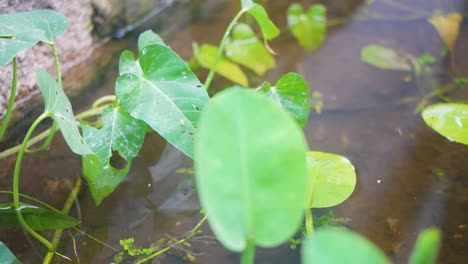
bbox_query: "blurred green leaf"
[422,103,468,145]
[241,0,254,10]
[0,241,22,264]
[306,151,356,208]
[257,73,310,126]
[246,4,280,40]
[194,43,248,86]
[225,23,275,75]
[116,44,210,158]
[302,228,391,264]
[361,45,412,71]
[0,203,79,230]
[409,228,441,264]
[287,3,327,51]
[195,88,308,251]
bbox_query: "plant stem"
[13,113,53,251]
[26,122,57,153]
[0,191,62,213]
[241,238,256,264]
[203,8,247,91]
[92,95,116,109]
[43,177,82,264]
[0,104,108,159]
[0,57,18,142]
[305,208,314,236]
[135,215,208,264]
[49,43,62,87]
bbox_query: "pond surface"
[1,0,467,263]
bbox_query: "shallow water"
[1,0,467,263]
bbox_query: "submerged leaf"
[0,10,68,67]
[82,106,146,204]
[361,45,412,71]
[409,228,441,264]
[422,103,468,145]
[0,203,79,230]
[116,44,210,158]
[195,88,308,251]
[428,13,462,53]
[306,151,356,208]
[194,43,248,86]
[246,4,280,40]
[36,69,93,155]
[302,228,391,264]
[257,73,310,126]
[287,3,327,51]
[225,23,275,75]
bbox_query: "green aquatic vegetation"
[287,3,327,52]
[257,73,310,127]
[409,228,442,264]
[113,238,154,263]
[422,103,468,145]
[194,88,308,256]
[361,45,412,71]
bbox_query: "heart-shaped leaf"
[36,69,93,155]
[361,45,412,71]
[302,228,391,264]
[0,241,22,264]
[0,203,79,230]
[195,88,308,251]
[0,10,68,67]
[116,44,210,158]
[246,4,280,40]
[194,43,248,86]
[257,73,310,127]
[409,228,441,264]
[422,103,468,145]
[82,106,146,204]
[306,151,356,208]
[138,30,167,52]
[225,23,275,76]
[287,3,327,51]
[119,50,142,76]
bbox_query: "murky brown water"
[1,0,468,263]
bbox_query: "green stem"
[13,113,53,251]
[203,8,247,91]
[26,122,57,153]
[92,95,116,109]
[0,57,18,142]
[49,43,62,87]
[305,208,314,236]
[135,215,208,264]
[43,178,82,264]
[0,105,108,160]
[241,238,256,264]
[0,191,62,213]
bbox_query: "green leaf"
[82,155,132,205]
[241,0,254,10]
[225,23,275,75]
[247,4,280,40]
[82,106,146,204]
[306,151,356,208]
[287,3,327,51]
[36,69,93,155]
[0,203,79,230]
[0,241,22,264]
[361,45,412,71]
[0,10,68,67]
[257,73,310,127]
[302,228,391,264]
[138,30,166,52]
[422,103,468,145]
[116,44,210,158]
[119,50,142,76]
[195,88,308,251]
[409,228,441,264]
[194,43,248,86]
